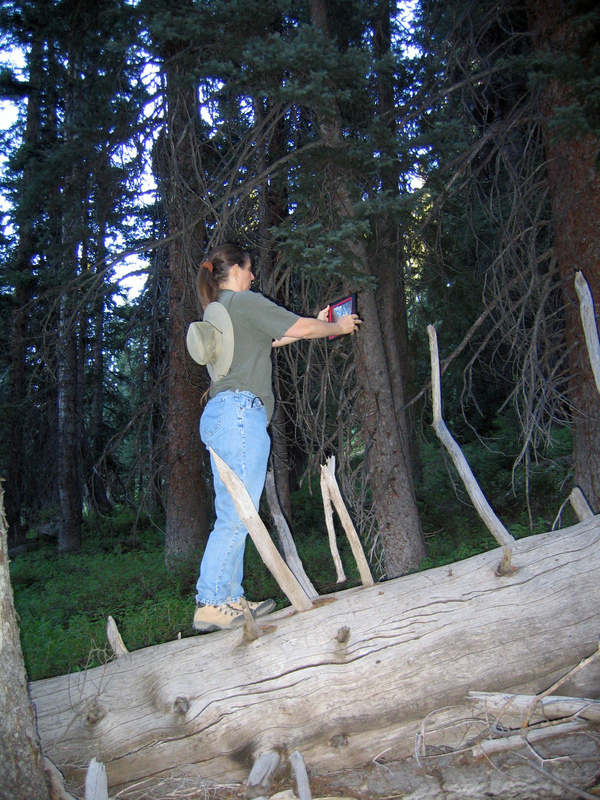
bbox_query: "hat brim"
[188,302,234,381]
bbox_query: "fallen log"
[31,515,600,792]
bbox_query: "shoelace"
[223,603,245,616]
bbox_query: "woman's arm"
[272,306,361,347]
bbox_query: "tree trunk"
[254,91,295,525]
[0,487,51,800]
[309,0,425,577]
[5,32,44,547]
[529,0,600,511]
[162,5,209,562]
[87,211,112,514]
[30,516,600,791]
[57,286,82,554]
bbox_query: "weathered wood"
[569,487,595,521]
[43,759,77,800]
[428,325,516,552]
[289,750,312,800]
[320,468,346,582]
[106,616,128,657]
[469,691,600,724]
[575,270,600,395]
[210,448,313,612]
[0,483,52,800]
[246,750,281,798]
[472,720,587,758]
[84,759,108,800]
[321,457,374,588]
[265,468,318,599]
[30,516,600,791]
[240,598,263,643]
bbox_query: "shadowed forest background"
[1,0,599,681]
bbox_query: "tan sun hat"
[186,302,234,381]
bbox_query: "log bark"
[0,486,51,800]
[31,515,600,791]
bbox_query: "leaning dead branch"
[320,466,346,583]
[472,720,587,757]
[320,456,374,587]
[265,468,318,599]
[427,325,516,559]
[210,448,313,612]
[575,270,600,395]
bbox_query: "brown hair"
[196,243,251,310]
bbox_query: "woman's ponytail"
[196,243,251,311]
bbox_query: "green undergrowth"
[415,417,575,568]
[10,498,361,681]
[10,416,575,681]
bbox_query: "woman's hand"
[317,304,362,335]
[335,313,362,336]
[278,310,363,343]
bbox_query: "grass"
[10,495,362,681]
[10,416,575,681]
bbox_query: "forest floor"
[65,730,600,800]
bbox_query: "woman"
[193,243,361,632]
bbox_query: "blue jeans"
[196,390,271,605]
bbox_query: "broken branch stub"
[106,616,128,658]
[575,270,600,396]
[320,465,346,583]
[84,758,109,800]
[570,487,594,521]
[321,456,374,587]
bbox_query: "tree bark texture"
[162,10,209,561]
[5,34,45,547]
[309,0,425,578]
[31,517,600,791]
[57,287,82,554]
[0,487,51,800]
[529,0,600,511]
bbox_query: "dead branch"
[427,324,516,552]
[210,448,313,612]
[265,468,318,598]
[85,758,109,800]
[106,617,128,658]
[522,641,600,730]
[320,456,373,587]
[575,270,600,395]
[569,487,595,521]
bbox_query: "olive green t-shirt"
[209,289,299,422]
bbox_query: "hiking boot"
[193,602,245,632]
[227,598,276,619]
